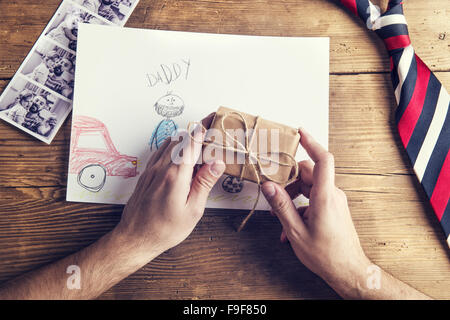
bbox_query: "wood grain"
[0,0,449,300]
[0,0,448,78]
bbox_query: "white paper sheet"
[67,24,329,210]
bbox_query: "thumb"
[188,160,226,210]
[261,182,306,237]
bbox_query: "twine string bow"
[188,111,299,232]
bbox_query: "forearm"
[0,228,163,300]
[326,257,431,300]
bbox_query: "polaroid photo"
[20,39,76,100]
[72,0,139,25]
[0,76,72,144]
[45,2,112,51]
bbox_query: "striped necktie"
[339,0,450,246]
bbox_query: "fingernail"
[262,183,276,198]
[209,160,225,177]
[298,126,308,136]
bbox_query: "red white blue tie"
[339,0,450,246]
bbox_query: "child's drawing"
[70,115,138,192]
[222,175,244,193]
[77,164,107,192]
[149,92,184,150]
[65,25,329,210]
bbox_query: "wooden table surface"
[0,0,449,299]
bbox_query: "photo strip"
[73,0,140,25]
[0,0,140,144]
[0,76,72,143]
[45,1,111,52]
[21,39,76,100]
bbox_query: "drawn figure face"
[154,93,185,118]
[29,96,47,113]
[101,0,114,5]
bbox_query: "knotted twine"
[188,111,299,232]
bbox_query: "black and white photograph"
[73,0,137,24]
[45,2,109,51]
[0,77,71,143]
[21,39,76,100]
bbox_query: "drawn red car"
[69,115,138,192]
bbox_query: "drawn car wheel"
[222,175,244,193]
[77,164,107,192]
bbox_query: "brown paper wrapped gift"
[191,106,300,231]
[202,106,300,186]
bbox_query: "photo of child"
[74,0,136,23]
[24,50,59,85]
[45,3,108,51]
[21,40,76,99]
[45,56,75,99]
[0,77,71,142]
[2,89,34,126]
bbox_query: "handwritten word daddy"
[145,58,191,88]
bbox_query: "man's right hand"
[261,128,430,299]
[261,128,371,297]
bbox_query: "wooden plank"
[330,71,450,174]
[1,73,449,187]
[1,0,449,299]
[1,73,450,298]
[0,182,448,299]
[0,0,448,78]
